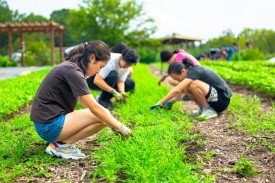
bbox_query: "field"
[0,61,274,182]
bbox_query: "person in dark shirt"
[30,40,131,159]
[150,62,232,120]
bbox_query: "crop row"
[0,69,51,119]
[200,61,275,96]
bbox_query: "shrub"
[0,55,16,67]
[24,41,51,66]
[136,46,160,63]
[233,48,264,61]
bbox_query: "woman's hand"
[113,124,131,138]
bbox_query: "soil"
[5,66,275,182]
[150,67,275,183]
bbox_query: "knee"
[189,80,200,91]
[109,70,118,79]
[125,78,135,92]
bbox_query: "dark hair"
[168,62,188,75]
[122,48,139,65]
[66,40,110,75]
[160,50,173,62]
[172,49,180,54]
[111,42,128,54]
[182,58,193,68]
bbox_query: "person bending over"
[159,49,201,109]
[30,40,131,160]
[150,62,232,120]
[86,48,139,108]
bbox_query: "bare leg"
[57,109,107,144]
[185,80,210,106]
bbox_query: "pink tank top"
[175,50,200,66]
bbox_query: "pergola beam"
[0,22,66,66]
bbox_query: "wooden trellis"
[0,21,66,66]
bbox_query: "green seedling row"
[0,114,61,182]
[200,61,275,96]
[228,95,275,151]
[0,68,51,119]
[2,63,273,182]
[91,64,213,182]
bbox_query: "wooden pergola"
[161,34,203,48]
[0,21,66,66]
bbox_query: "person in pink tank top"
[159,49,200,85]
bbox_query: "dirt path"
[150,67,275,183]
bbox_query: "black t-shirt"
[186,66,232,98]
[30,61,91,123]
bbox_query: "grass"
[234,155,257,176]
[0,68,51,119]
[151,61,275,151]
[91,64,213,182]
[1,62,274,182]
[228,95,275,151]
[0,115,61,182]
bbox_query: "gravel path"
[0,66,50,80]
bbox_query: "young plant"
[234,155,256,176]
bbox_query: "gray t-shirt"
[30,61,91,123]
[186,66,232,98]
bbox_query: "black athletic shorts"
[205,86,231,112]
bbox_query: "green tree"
[239,28,275,54]
[50,9,75,47]
[68,0,156,46]
[0,0,14,54]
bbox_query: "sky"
[7,0,275,41]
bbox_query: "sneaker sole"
[46,147,83,160]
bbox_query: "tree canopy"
[68,0,156,47]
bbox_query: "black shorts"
[205,86,230,112]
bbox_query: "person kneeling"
[87,48,139,108]
[150,62,232,120]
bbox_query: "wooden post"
[50,29,55,66]
[8,31,12,59]
[20,32,25,66]
[58,32,63,63]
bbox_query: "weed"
[234,155,257,176]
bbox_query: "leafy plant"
[0,68,51,119]
[234,155,256,176]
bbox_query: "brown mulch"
[150,66,275,183]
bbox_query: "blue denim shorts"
[34,114,65,143]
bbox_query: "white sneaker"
[46,143,85,159]
[95,94,101,102]
[192,109,202,116]
[197,108,218,120]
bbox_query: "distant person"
[150,62,232,120]
[86,48,139,108]
[218,48,228,61]
[245,42,253,49]
[226,42,239,62]
[196,52,209,61]
[30,40,131,159]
